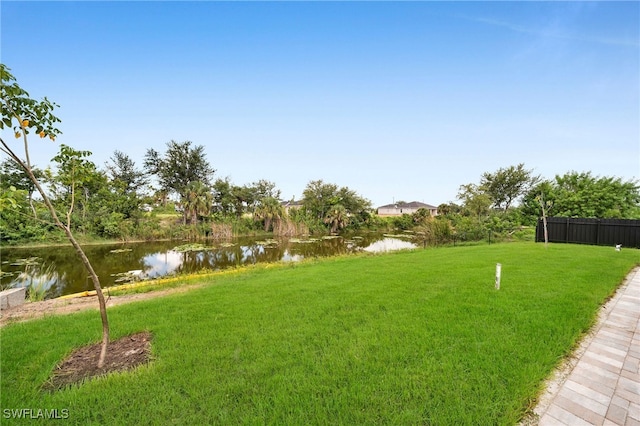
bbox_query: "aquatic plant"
[173,243,213,253]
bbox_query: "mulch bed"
[44,331,153,391]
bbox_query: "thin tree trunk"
[67,178,75,230]
[28,192,37,219]
[61,224,109,366]
[33,171,109,367]
[539,192,549,248]
[1,139,109,368]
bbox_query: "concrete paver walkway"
[534,267,640,425]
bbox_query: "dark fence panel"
[536,217,640,248]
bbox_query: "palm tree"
[324,204,349,234]
[254,197,284,232]
[182,181,212,225]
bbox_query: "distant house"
[377,201,438,217]
[281,199,304,214]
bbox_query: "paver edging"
[520,266,640,425]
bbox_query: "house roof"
[377,201,438,210]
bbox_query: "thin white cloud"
[466,16,639,48]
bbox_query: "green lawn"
[1,242,638,425]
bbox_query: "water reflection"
[363,237,417,253]
[142,251,183,278]
[1,234,417,298]
[13,261,61,299]
[281,250,303,263]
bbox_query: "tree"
[0,184,22,211]
[105,150,147,196]
[51,144,104,231]
[0,64,110,368]
[247,179,281,213]
[0,183,35,242]
[1,157,42,218]
[232,184,254,218]
[324,204,349,234]
[522,172,640,219]
[336,186,371,219]
[520,180,554,225]
[537,188,552,247]
[101,150,148,223]
[457,183,491,219]
[144,140,215,220]
[252,179,280,199]
[302,180,339,220]
[301,180,371,232]
[254,196,284,232]
[212,177,235,216]
[182,180,212,225]
[412,207,432,225]
[437,202,463,217]
[480,163,539,210]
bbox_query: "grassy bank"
[1,243,638,424]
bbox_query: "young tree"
[0,64,110,367]
[51,144,104,231]
[537,190,552,248]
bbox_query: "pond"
[0,234,418,299]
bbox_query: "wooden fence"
[536,217,640,248]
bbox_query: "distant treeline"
[2,144,638,245]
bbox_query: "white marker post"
[495,263,502,290]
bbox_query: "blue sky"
[1,1,638,207]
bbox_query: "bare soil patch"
[43,331,152,391]
[0,285,201,327]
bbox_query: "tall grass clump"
[1,242,637,425]
[26,282,48,302]
[273,218,309,237]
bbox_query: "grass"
[1,242,638,424]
